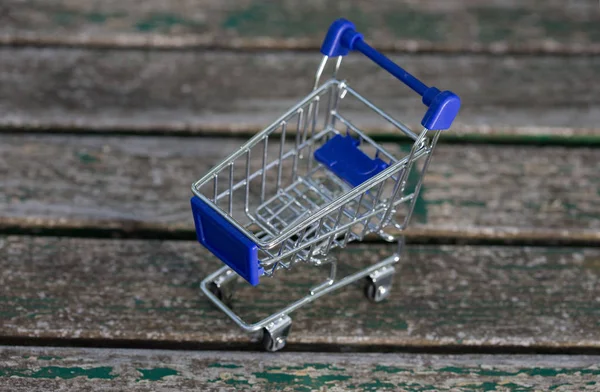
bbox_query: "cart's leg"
[206,267,238,307]
[262,315,292,352]
[364,237,404,302]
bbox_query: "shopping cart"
[190,18,460,351]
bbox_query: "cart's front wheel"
[262,330,287,352]
[262,315,292,352]
[364,279,391,302]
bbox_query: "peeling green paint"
[374,365,408,374]
[462,382,500,391]
[224,376,250,386]
[77,152,98,164]
[438,366,467,374]
[208,363,243,369]
[283,363,345,371]
[0,366,116,380]
[136,367,178,381]
[53,10,126,27]
[135,14,204,33]
[293,387,311,392]
[253,370,351,389]
[37,356,63,361]
[438,366,600,378]
[358,379,396,390]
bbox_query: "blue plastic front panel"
[190,196,261,286]
[314,134,389,188]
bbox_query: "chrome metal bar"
[213,174,218,204]
[307,217,325,260]
[200,251,400,333]
[343,193,364,247]
[277,121,287,190]
[313,55,329,90]
[401,130,440,229]
[260,136,268,203]
[244,150,251,215]
[361,181,386,238]
[228,162,234,215]
[379,128,428,229]
[292,109,303,181]
[324,205,345,254]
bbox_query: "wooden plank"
[1,347,600,391]
[1,0,599,54]
[1,135,599,243]
[1,49,599,140]
[1,236,599,348]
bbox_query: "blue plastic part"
[422,90,462,131]
[320,19,361,57]
[320,18,461,131]
[314,134,389,187]
[190,196,261,286]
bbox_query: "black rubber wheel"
[207,282,234,308]
[364,280,377,302]
[364,278,389,303]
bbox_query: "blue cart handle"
[320,18,460,131]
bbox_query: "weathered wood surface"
[1,49,599,139]
[1,0,599,54]
[1,348,600,392]
[1,135,599,242]
[1,236,599,348]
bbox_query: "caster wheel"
[364,274,394,303]
[262,316,292,352]
[262,329,288,352]
[207,282,234,307]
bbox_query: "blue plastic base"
[314,134,389,187]
[191,196,261,286]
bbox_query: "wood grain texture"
[1,236,599,349]
[1,0,599,54]
[1,135,599,242]
[1,49,599,139]
[1,347,600,391]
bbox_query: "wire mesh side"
[192,81,340,242]
[256,130,438,277]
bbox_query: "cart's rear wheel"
[207,281,234,308]
[364,265,395,303]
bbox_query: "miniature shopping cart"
[190,18,460,351]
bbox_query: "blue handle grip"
[320,18,460,131]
